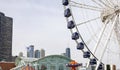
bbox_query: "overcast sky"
[0,0,80,60]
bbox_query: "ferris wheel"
[62,0,120,70]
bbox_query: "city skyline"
[20,45,71,59]
[0,0,81,62]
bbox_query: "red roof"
[0,62,16,70]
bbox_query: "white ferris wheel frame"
[63,0,120,70]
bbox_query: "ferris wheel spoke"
[86,22,108,67]
[70,1,102,12]
[107,48,120,54]
[118,13,120,45]
[97,0,112,8]
[86,13,116,67]
[92,13,116,56]
[76,17,100,26]
[91,0,105,8]
[103,0,114,8]
[106,0,115,7]
[86,29,99,45]
[95,15,118,70]
[114,13,120,46]
[105,0,114,7]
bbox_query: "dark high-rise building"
[66,48,71,58]
[0,12,13,61]
[34,50,40,58]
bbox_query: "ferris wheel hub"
[101,6,120,22]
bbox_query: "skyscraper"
[0,12,13,61]
[66,48,71,58]
[40,49,45,58]
[27,45,34,58]
[34,50,40,58]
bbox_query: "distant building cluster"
[19,45,71,59]
[25,46,71,59]
[25,45,45,58]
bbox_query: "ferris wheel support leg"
[95,15,118,70]
[92,21,107,55]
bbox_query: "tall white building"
[19,52,23,57]
[40,49,45,58]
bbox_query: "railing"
[10,65,25,70]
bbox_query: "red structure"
[66,60,82,70]
[0,62,16,70]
